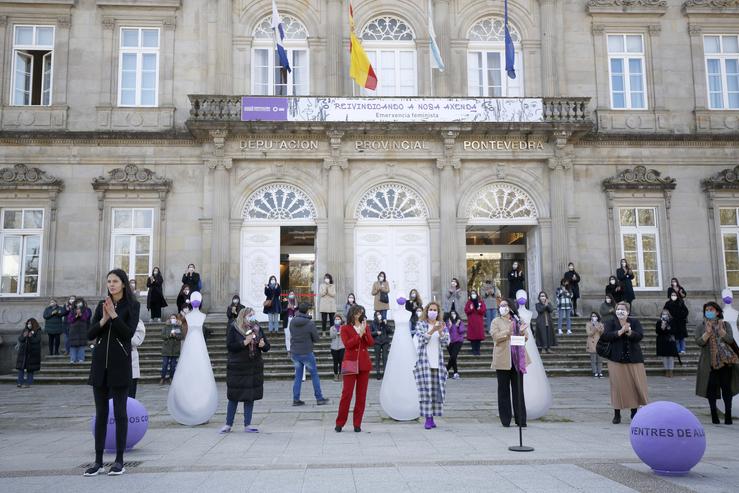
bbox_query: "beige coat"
[319,282,337,313]
[585,321,604,354]
[371,281,390,311]
[490,316,531,371]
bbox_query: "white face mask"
[348,297,355,303]
[616,309,628,320]
[610,280,616,285]
[605,298,612,304]
[379,276,385,282]
[324,278,330,284]
[415,311,423,318]
[499,306,510,316]
[591,316,598,323]
[670,296,678,301]
[569,266,574,271]
[471,293,477,299]
[427,310,438,320]
[512,264,518,269]
[451,282,457,288]
[410,293,416,299]
[232,299,239,304]
[170,319,177,325]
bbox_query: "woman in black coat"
[16,318,42,388]
[564,263,581,316]
[176,284,192,314]
[181,263,201,292]
[507,262,525,299]
[84,269,140,477]
[227,295,245,327]
[616,259,636,304]
[220,307,270,433]
[656,309,679,378]
[263,275,282,333]
[605,276,624,303]
[664,293,690,355]
[146,267,167,321]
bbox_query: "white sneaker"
[219,425,232,434]
[453,373,460,380]
[83,464,105,477]
[557,330,563,335]
[567,330,572,335]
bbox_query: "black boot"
[630,408,638,419]
[724,398,733,425]
[612,409,621,424]
[709,399,720,424]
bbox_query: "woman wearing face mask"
[344,293,357,317]
[667,278,687,300]
[446,310,466,379]
[555,279,573,335]
[336,305,374,433]
[85,269,140,476]
[586,312,605,378]
[263,275,282,333]
[146,267,167,322]
[161,314,186,385]
[176,284,192,314]
[414,302,450,430]
[655,309,679,378]
[286,291,298,322]
[491,300,531,427]
[600,301,648,424]
[664,290,690,355]
[181,263,201,292]
[616,259,635,304]
[371,272,390,320]
[605,276,624,304]
[67,298,92,364]
[564,263,581,317]
[507,262,525,300]
[371,312,393,379]
[464,289,486,356]
[535,291,556,353]
[405,289,424,333]
[221,307,270,434]
[227,295,245,328]
[319,274,337,335]
[16,318,42,388]
[600,295,616,324]
[43,299,65,356]
[330,314,346,381]
[482,280,500,329]
[444,278,465,322]
[695,302,739,425]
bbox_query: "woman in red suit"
[335,304,375,432]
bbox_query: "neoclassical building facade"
[0,0,738,349]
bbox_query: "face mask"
[451,282,457,288]
[672,282,677,287]
[661,315,669,321]
[616,309,628,320]
[471,293,477,299]
[379,276,385,282]
[591,316,598,323]
[289,295,295,300]
[451,313,457,319]
[170,319,177,325]
[270,280,276,286]
[723,296,733,304]
[348,297,355,303]
[27,324,32,329]
[539,296,546,302]
[517,297,526,305]
[621,262,627,267]
[376,316,382,321]
[512,264,518,269]
[499,306,510,316]
[154,270,159,275]
[427,310,438,320]
[670,296,678,301]
[334,319,341,326]
[184,290,190,296]
[232,299,239,304]
[416,311,423,318]
[411,293,416,299]
[569,266,574,271]
[605,298,612,304]
[324,278,330,284]
[69,299,75,304]
[705,311,717,320]
[610,280,616,285]
[188,267,194,273]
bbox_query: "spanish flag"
[349,2,377,91]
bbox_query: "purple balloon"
[91,397,149,452]
[630,401,706,476]
[396,297,407,306]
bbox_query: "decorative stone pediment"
[92,164,171,220]
[683,0,739,13]
[702,165,739,191]
[587,0,668,14]
[0,164,63,190]
[602,166,676,191]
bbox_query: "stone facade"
[0,0,738,370]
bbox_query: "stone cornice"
[95,0,181,8]
[92,164,171,190]
[683,0,739,14]
[587,0,668,15]
[702,165,739,191]
[0,163,63,190]
[603,165,676,191]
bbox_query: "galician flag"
[272,0,291,73]
[349,1,377,90]
[428,0,445,71]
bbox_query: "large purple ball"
[396,297,407,306]
[630,401,706,476]
[91,397,149,452]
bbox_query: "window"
[467,17,523,97]
[360,16,416,96]
[607,34,647,110]
[719,207,739,288]
[110,208,153,290]
[356,183,428,220]
[118,28,159,106]
[0,209,43,295]
[619,207,661,289]
[704,35,739,110]
[252,15,309,96]
[11,25,54,106]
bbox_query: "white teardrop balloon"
[516,291,552,420]
[380,308,420,421]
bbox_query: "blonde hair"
[421,302,441,322]
[235,306,255,329]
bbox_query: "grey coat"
[289,313,319,355]
[443,289,465,315]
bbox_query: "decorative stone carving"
[92,164,172,220]
[243,184,317,221]
[702,165,739,191]
[57,15,71,29]
[0,164,63,188]
[588,0,667,6]
[683,0,739,8]
[602,165,676,191]
[688,23,703,36]
[102,17,115,30]
[356,183,428,220]
[466,183,539,223]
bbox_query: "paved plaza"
[0,376,737,492]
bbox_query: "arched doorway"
[464,182,541,300]
[240,183,317,321]
[353,183,431,320]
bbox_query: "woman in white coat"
[128,319,146,398]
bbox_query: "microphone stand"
[508,314,534,452]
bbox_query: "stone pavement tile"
[355,480,411,493]
[624,461,737,493]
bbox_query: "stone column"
[437,131,461,289]
[216,0,233,94]
[324,130,348,297]
[206,130,232,308]
[432,0,451,96]
[539,0,560,97]
[547,132,573,289]
[327,0,345,95]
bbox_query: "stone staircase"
[2,317,699,384]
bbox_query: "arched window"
[466,183,538,224]
[467,16,523,97]
[252,15,309,96]
[243,184,317,221]
[360,16,416,96]
[356,183,428,220]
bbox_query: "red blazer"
[340,325,375,372]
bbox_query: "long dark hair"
[106,268,135,301]
[178,284,191,297]
[346,304,366,325]
[24,318,41,331]
[152,266,163,279]
[324,273,333,284]
[703,301,724,320]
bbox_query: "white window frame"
[117,27,160,107]
[719,207,739,289]
[467,44,524,97]
[361,44,417,96]
[704,35,739,110]
[0,208,44,297]
[607,34,648,110]
[109,208,154,292]
[618,207,662,290]
[10,25,54,107]
[250,45,310,96]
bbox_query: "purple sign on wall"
[241,97,288,121]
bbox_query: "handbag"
[379,291,389,304]
[341,358,359,375]
[595,338,612,360]
[263,299,272,308]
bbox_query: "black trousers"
[374,342,390,376]
[496,366,527,426]
[128,379,138,398]
[470,340,482,355]
[447,341,463,373]
[93,384,129,461]
[321,312,335,333]
[48,334,61,355]
[150,304,162,319]
[331,348,345,375]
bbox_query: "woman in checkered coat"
[413,301,450,430]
